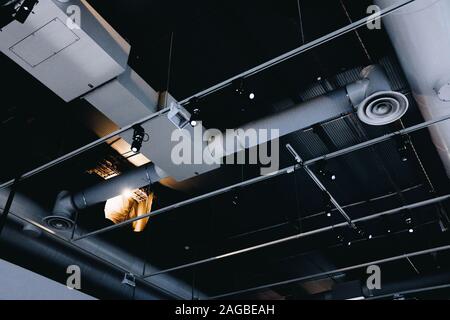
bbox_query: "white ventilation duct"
[375,0,450,177]
[207,65,408,159]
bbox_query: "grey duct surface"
[0,190,195,300]
[207,64,402,157]
[375,0,450,176]
[0,258,96,300]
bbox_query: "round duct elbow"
[357,91,409,126]
[44,191,76,231]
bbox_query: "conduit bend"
[48,163,167,229]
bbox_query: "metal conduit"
[136,194,450,280]
[73,113,450,241]
[0,0,415,192]
[209,243,450,300]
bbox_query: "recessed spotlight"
[249,92,255,100]
[409,228,414,233]
[368,234,373,240]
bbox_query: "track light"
[188,97,201,127]
[323,191,333,217]
[131,125,146,153]
[318,161,336,181]
[396,134,411,162]
[190,108,201,127]
[233,78,255,101]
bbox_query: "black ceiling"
[1,0,450,300]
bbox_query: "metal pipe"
[287,146,355,228]
[376,0,450,176]
[49,163,167,230]
[135,194,450,280]
[209,243,450,300]
[74,114,450,241]
[207,65,400,158]
[178,0,415,104]
[0,0,415,192]
[0,108,167,191]
[0,214,178,300]
[0,190,196,300]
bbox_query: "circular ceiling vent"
[43,216,74,231]
[357,91,409,126]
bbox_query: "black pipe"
[0,216,174,300]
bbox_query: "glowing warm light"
[122,189,134,198]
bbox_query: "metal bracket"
[122,273,136,288]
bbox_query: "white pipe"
[375,0,450,176]
[207,65,400,158]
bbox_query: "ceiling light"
[409,228,414,233]
[396,134,411,162]
[318,161,336,182]
[122,189,133,198]
[249,92,255,100]
[368,234,373,240]
[131,125,146,153]
[190,108,201,127]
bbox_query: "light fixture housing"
[131,125,146,153]
[190,108,201,127]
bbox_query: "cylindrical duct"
[375,0,450,176]
[207,64,407,159]
[49,163,167,228]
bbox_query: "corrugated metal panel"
[294,129,329,159]
[380,55,408,91]
[334,67,363,87]
[299,83,327,101]
[322,117,360,149]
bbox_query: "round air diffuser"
[44,191,76,231]
[357,91,409,126]
[43,215,74,231]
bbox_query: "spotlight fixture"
[409,228,414,233]
[188,97,201,127]
[131,124,147,153]
[322,191,334,218]
[190,108,201,127]
[233,78,246,96]
[232,78,255,101]
[396,134,411,162]
[318,161,336,181]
